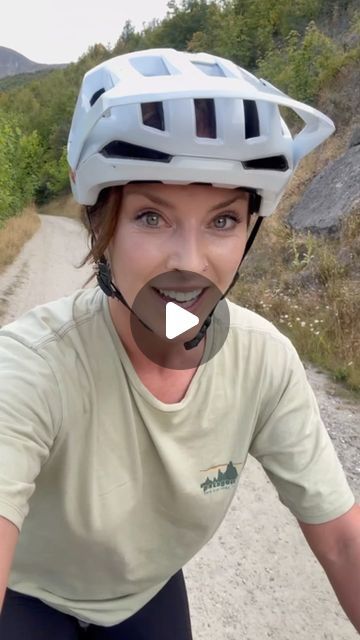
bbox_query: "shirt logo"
[200,461,242,494]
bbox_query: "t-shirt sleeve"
[249,340,355,524]
[0,335,61,531]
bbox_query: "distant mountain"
[0,46,65,79]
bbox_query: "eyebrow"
[125,189,248,211]
[208,193,248,212]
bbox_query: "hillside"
[0,46,63,79]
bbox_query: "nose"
[164,227,208,274]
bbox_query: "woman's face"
[108,182,250,344]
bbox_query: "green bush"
[258,22,345,102]
[0,111,43,226]
[35,148,69,204]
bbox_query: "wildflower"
[300,321,306,327]
[314,331,320,335]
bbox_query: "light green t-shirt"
[0,287,354,626]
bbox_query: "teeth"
[157,288,202,302]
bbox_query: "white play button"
[165,302,199,339]
[130,270,230,368]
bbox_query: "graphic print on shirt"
[200,461,242,494]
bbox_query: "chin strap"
[97,257,153,335]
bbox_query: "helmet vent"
[243,100,260,139]
[194,99,217,138]
[243,156,289,171]
[130,56,170,76]
[191,62,226,77]
[101,140,172,163]
[90,88,106,107]
[141,102,165,131]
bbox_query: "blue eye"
[145,213,160,226]
[136,211,161,226]
[214,214,240,229]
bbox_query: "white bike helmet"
[67,48,334,216]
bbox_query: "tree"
[113,20,143,54]
[0,110,43,223]
[258,22,345,103]
[145,0,215,50]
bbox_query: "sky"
[0,0,171,64]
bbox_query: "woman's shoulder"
[219,299,303,375]
[210,300,301,385]
[0,286,103,353]
[226,299,291,346]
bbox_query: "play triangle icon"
[165,302,199,339]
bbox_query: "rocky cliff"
[287,130,360,234]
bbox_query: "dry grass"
[233,272,360,392]
[0,206,41,275]
[37,193,82,220]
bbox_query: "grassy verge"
[233,136,360,393]
[37,193,82,220]
[0,206,41,276]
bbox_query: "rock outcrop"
[287,130,360,234]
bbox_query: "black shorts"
[0,570,193,639]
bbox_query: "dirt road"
[0,214,359,639]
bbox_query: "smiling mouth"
[152,287,206,309]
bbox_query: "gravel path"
[0,214,359,639]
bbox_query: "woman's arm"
[298,503,360,633]
[0,516,19,613]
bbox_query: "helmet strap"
[242,215,264,262]
[97,256,153,333]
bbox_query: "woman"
[0,48,358,638]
